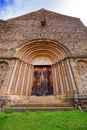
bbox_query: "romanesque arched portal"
[6,39,77,100]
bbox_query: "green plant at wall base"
[4,109,15,114]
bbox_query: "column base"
[55,94,66,100]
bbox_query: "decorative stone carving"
[76,60,87,93]
[0,61,8,89]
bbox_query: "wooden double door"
[32,65,53,96]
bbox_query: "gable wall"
[0,9,87,58]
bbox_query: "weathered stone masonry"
[0,9,87,110]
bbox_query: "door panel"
[32,66,53,96]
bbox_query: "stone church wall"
[0,9,87,110]
[0,9,87,58]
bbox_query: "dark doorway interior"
[32,65,53,96]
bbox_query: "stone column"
[56,63,61,95]
[64,60,73,94]
[55,63,61,94]
[17,62,25,95]
[67,60,77,93]
[52,64,58,95]
[22,64,28,96]
[51,65,56,95]
[20,63,27,95]
[6,60,19,95]
[14,61,23,94]
[69,59,82,94]
[54,64,59,95]
[63,61,70,94]
[28,65,34,96]
[26,65,31,96]
[58,63,64,95]
[61,62,67,94]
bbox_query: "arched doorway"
[6,39,77,100]
[32,57,53,96]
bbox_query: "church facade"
[0,9,87,110]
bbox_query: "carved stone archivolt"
[2,40,78,100]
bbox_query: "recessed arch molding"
[5,39,78,100]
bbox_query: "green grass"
[0,110,87,130]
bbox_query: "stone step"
[5,106,75,111]
[19,96,67,103]
[6,96,74,111]
[10,102,70,107]
[19,100,65,104]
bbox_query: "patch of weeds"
[21,109,31,114]
[4,109,15,114]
